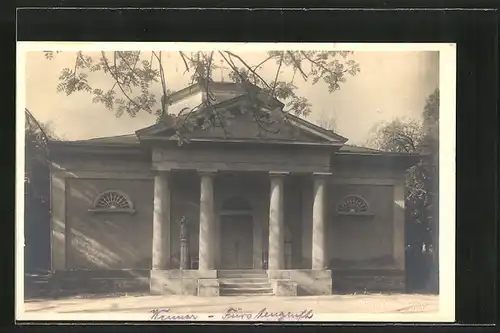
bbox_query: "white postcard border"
[16,42,456,323]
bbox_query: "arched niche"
[336,195,374,218]
[220,195,253,216]
[88,190,135,214]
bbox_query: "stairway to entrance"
[217,270,274,296]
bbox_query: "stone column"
[312,172,330,270]
[199,170,216,271]
[268,171,287,270]
[152,172,170,270]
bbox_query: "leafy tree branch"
[44,50,361,140]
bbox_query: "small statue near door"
[179,216,190,270]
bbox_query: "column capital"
[198,169,218,177]
[153,169,171,176]
[152,165,172,172]
[313,172,333,178]
[269,171,290,177]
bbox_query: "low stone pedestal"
[332,269,405,292]
[198,278,220,296]
[150,270,217,295]
[271,279,298,296]
[267,270,332,296]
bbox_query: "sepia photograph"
[17,42,455,322]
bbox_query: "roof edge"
[335,150,421,157]
[285,113,349,143]
[138,135,345,147]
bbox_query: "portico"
[150,169,330,271]
[148,167,333,296]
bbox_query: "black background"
[4,4,499,330]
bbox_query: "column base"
[271,279,298,296]
[198,278,220,296]
[267,269,332,296]
[150,270,217,295]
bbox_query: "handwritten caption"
[150,307,314,322]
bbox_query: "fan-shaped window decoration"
[336,195,373,216]
[88,190,135,214]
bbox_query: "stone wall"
[51,152,405,283]
[301,181,397,270]
[65,178,154,269]
[268,269,332,296]
[153,145,331,173]
[328,184,394,265]
[332,269,405,292]
[53,270,150,296]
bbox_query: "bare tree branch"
[251,54,274,70]
[272,52,284,96]
[219,51,280,136]
[179,51,191,73]
[224,51,272,91]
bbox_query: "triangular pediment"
[136,93,347,146]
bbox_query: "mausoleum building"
[47,82,418,296]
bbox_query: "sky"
[24,50,439,145]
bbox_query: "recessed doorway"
[219,196,254,269]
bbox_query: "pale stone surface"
[198,279,220,297]
[199,172,215,270]
[150,270,218,295]
[272,280,298,296]
[312,175,327,270]
[152,172,170,270]
[23,294,439,314]
[267,270,332,295]
[268,173,285,270]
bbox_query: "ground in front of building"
[24,293,438,314]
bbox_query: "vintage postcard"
[16,42,455,322]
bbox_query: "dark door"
[220,215,254,269]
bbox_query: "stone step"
[220,282,272,289]
[219,278,270,282]
[219,286,274,295]
[217,270,266,275]
[217,271,268,278]
[219,292,275,297]
[218,274,268,279]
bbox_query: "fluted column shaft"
[312,173,330,270]
[152,172,170,270]
[199,171,216,270]
[268,172,287,270]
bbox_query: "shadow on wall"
[24,189,51,272]
[66,178,154,271]
[24,159,51,273]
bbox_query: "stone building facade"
[47,82,418,296]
